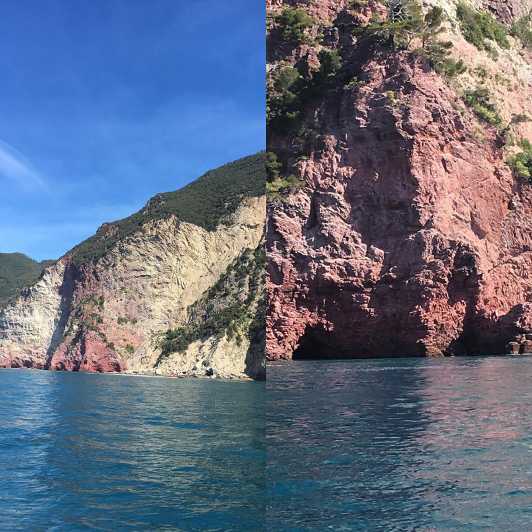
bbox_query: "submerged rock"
[507,342,520,355]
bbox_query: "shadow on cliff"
[44,262,76,369]
[245,308,266,380]
[293,324,368,359]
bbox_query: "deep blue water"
[0,370,264,531]
[267,357,532,531]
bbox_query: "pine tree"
[421,6,445,49]
[355,1,466,77]
[266,152,282,181]
[358,0,425,50]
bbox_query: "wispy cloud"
[0,140,46,190]
[0,202,141,260]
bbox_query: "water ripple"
[0,370,265,531]
[267,357,532,531]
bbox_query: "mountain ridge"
[0,253,54,309]
[69,152,266,265]
[0,153,266,379]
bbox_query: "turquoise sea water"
[0,370,265,531]
[267,357,532,531]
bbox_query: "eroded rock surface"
[266,1,532,359]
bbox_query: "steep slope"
[266,0,532,359]
[0,253,52,308]
[0,153,266,379]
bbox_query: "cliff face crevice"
[44,262,76,367]
[483,0,530,24]
[266,1,532,359]
[0,154,266,379]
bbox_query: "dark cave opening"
[293,325,362,360]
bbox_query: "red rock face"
[483,0,530,24]
[266,3,532,360]
[0,257,130,373]
[50,329,126,373]
[43,262,132,373]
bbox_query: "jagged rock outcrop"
[482,0,529,24]
[0,154,266,379]
[266,1,532,359]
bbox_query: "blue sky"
[0,0,265,261]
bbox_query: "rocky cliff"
[0,154,266,379]
[266,0,532,359]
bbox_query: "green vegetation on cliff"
[268,0,467,138]
[266,174,304,198]
[0,253,51,308]
[508,140,532,180]
[275,7,315,44]
[267,65,303,133]
[463,87,502,127]
[267,0,466,194]
[156,245,265,361]
[456,2,510,51]
[71,153,266,265]
[265,151,304,198]
[510,12,532,49]
[356,1,465,76]
[356,0,437,49]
